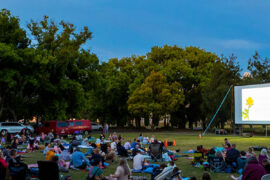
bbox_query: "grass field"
[23,132,270,180]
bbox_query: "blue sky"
[1,0,270,70]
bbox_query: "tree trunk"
[188,120,193,129]
[8,106,17,121]
[135,117,141,128]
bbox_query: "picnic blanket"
[132,164,160,174]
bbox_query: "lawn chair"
[8,161,28,180]
[209,157,226,172]
[261,174,270,180]
[149,143,163,162]
[37,161,59,180]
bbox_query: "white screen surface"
[235,83,270,124]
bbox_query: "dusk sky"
[1,0,270,71]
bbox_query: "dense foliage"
[1,9,269,129]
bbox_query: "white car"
[0,122,34,135]
[91,123,103,131]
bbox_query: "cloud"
[219,39,262,49]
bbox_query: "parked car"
[0,122,34,135]
[36,121,69,135]
[67,119,92,135]
[91,122,103,131]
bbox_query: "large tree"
[128,71,184,128]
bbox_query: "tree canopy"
[1,9,269,130]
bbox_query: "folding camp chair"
[261,174,270,180]
[8,161,28,180]
[149,143,163,162]
[209,157,226,172]
[37,161,59,180]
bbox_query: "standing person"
[111,159,131,180]
[105,123,109,134]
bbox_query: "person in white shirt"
[133,150,145,170]
[124,141,131,150]
[111,140,117,151]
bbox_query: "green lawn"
[23,132,270,180]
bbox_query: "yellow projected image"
[242,97,254,120]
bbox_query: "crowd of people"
[191,138,269,180]
[2,131,268,180]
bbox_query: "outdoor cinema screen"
[235,83,270,124]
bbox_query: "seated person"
[259,149,269,165]
[152,163,166,179]
[43,143,50,156]
[54,145,62,154]
[60,149,71,161]
[117,142,128,157]
[207,148,216,161]
[45,148,55,161]
[171,167,182,180]
[241,156,267,180]
[225,144,240,166]
[138,133,143,142]
[246,147,256,159]
[131,139,137,149]
[110,159,131,180]
[100,133,105,140]
[8,149,28,180]
[52,155,69,172]
[0,150,8,180]
[150,135,155,143]
[87,159,104,180]
[224,138,231,150]
[133,150,145,170]
[200,145,208,156]
[100,141,108,154]
[142,137,149,144]
[124,140,131,150]
[237,151,247,174]
[57,140,65,151]
[69,147,90,169]
[11,138,19,149]
[154,162,175,180]
[112,132,117,141]
[111,140,117,151]
[208,151,225,172]
[106,146,116,162]
[90,149,105,167]
[192,146,204,165]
